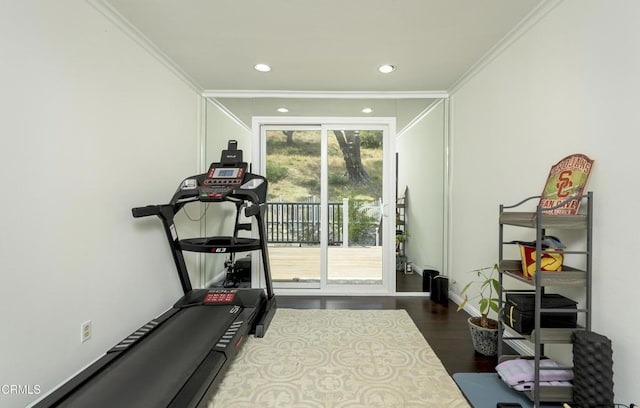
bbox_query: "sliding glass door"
[255,118,395,294]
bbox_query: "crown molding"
[206,98,251,133]
[202,90,448,99]
[397,99,445,137]
[87,0,203,94]
[449,0,563,94]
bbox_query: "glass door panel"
[265,128,321,288]
[326,129,383,286]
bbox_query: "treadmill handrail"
[132,205,163,218]
[229,189,260,204]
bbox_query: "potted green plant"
[395,230,407,252]
[456,264,500,356]
[395,231,408,271]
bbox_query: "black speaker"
[572,331,614,407]
[431,275,449,305]
[422,269,439,292]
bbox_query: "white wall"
[0,1,201,407]
[396,101,445,275]
[448,0,640,403]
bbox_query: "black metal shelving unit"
[497,192,593,407]
[396,188,408,272]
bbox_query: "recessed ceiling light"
[254,63,271,72]
[362,108,373,113]
[277,107,289,113]
[378,64,396,74]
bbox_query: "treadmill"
[34,140,276,407]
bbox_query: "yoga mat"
[453,372,564,408]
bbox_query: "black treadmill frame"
[34,142,276,407]
[130,158,276,336]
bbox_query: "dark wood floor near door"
[396,269,424,292]
[277,295,500,375]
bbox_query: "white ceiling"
[102,0,544,93]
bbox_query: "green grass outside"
[266,130,383,203]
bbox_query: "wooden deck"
[268,245,382,282]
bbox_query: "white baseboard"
[411,263,441,277]
[204,269,227,287]
[410,264,423,276]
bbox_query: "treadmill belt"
[58,305,237,408]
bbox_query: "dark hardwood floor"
[396,269,424,292]
[277,295,501,375]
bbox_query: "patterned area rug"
[208,308,470,408]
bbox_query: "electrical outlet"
[81,320,92,343]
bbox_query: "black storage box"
[431,275,449,305]
[422,269,439,292]
[502,293,577,334]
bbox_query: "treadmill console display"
[211,167,242,179]
[199,164,246,201]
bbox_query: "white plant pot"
[467,317,499,356]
